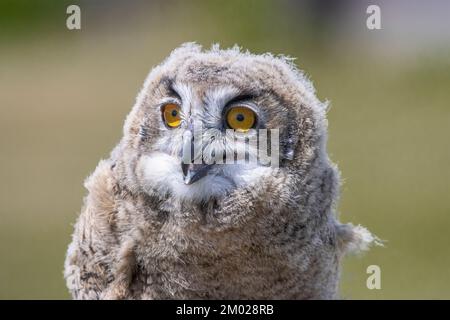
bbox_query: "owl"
[64,43,378,300]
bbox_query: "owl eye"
[225,106,256,132]
[162,103,181,128]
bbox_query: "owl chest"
[127,232,311,299]
[118,206,338,299]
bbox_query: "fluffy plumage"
[64,43,377,299]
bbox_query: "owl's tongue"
[181,162,212,185]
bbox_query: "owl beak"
[181,129,212,185]
[181,162,212,185]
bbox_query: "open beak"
[181,162,212,185]
[181,130,212,185]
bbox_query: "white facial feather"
[138,152,272,202]
[140,81,276,203]
[201,86,240,127]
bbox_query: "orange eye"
[226,106,256,132]
[162,103,181,128]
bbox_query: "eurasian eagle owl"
[64,43,377,300]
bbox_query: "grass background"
[0,0,449,299]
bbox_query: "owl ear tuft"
[169,42,203,60]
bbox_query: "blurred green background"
[0,0,449,299]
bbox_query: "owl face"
[122,44,327,203]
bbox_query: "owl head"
[114,43,336,211]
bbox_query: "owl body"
[64,44,375,299]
